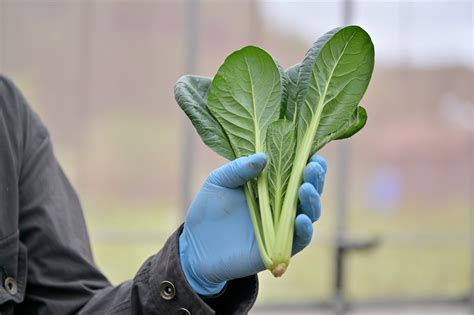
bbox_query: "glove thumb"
[207,153,267,188]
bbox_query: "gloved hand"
[179,153,326,295]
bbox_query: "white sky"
[259,0,474,67]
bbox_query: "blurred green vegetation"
[84,201,470,305]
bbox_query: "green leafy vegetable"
[284,63,300,121]
[267,120,296,226]
[175,75,235,160]
[174,25,375,277]
[207,45,282,254]
[207,46,282,159]
[313,106,368,152]
[335,106,368,140]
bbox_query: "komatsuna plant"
[174,25,375,277]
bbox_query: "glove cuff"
[179,231,227,296]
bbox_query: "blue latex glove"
[179,153,326,295]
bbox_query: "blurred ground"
[251,305,470,315]
[85,202,470,305]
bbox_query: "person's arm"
[2,75,255,314]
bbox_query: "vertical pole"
[470,125,474,314]
[470,10,474,314]
[180,0,199,215]
[248,0,262,45]
[334,0,352,314]
[400,0,413,67]
[343,0,352,27]
[0,0,6,73]
[334,143,350,315]
[75,0,93,194]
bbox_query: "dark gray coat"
[0,76,258,314]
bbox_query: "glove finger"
[207,153,267,189]
[298,182,321,223]
[304,157,327,195]
[292,214,313,255]
[310,154,327,173]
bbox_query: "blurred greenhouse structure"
[0,0,472,314]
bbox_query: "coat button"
[4,277,18,295]
[176,308,191,315]
[159,281,176,300]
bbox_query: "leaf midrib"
[299,31,356,149]
[317,31,357,115]
[245,56,261,152]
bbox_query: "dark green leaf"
[284,63,300,121]
[174,75,235,160]
[278,62,289,119]
[335,106,367,140]
[313,106,368,152]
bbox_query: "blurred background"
[0,0,472,314]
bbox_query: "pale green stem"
[273,105,324,265]
[273,177,283,227]
[257,169,275,256]
[244,183,273,268]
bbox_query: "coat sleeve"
[1,75,258,315]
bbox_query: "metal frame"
[0,0,5,72]
[331,1,472,314]
[254,295,471,314]
[180,0,200,214]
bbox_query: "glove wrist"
[179,231,227,296]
